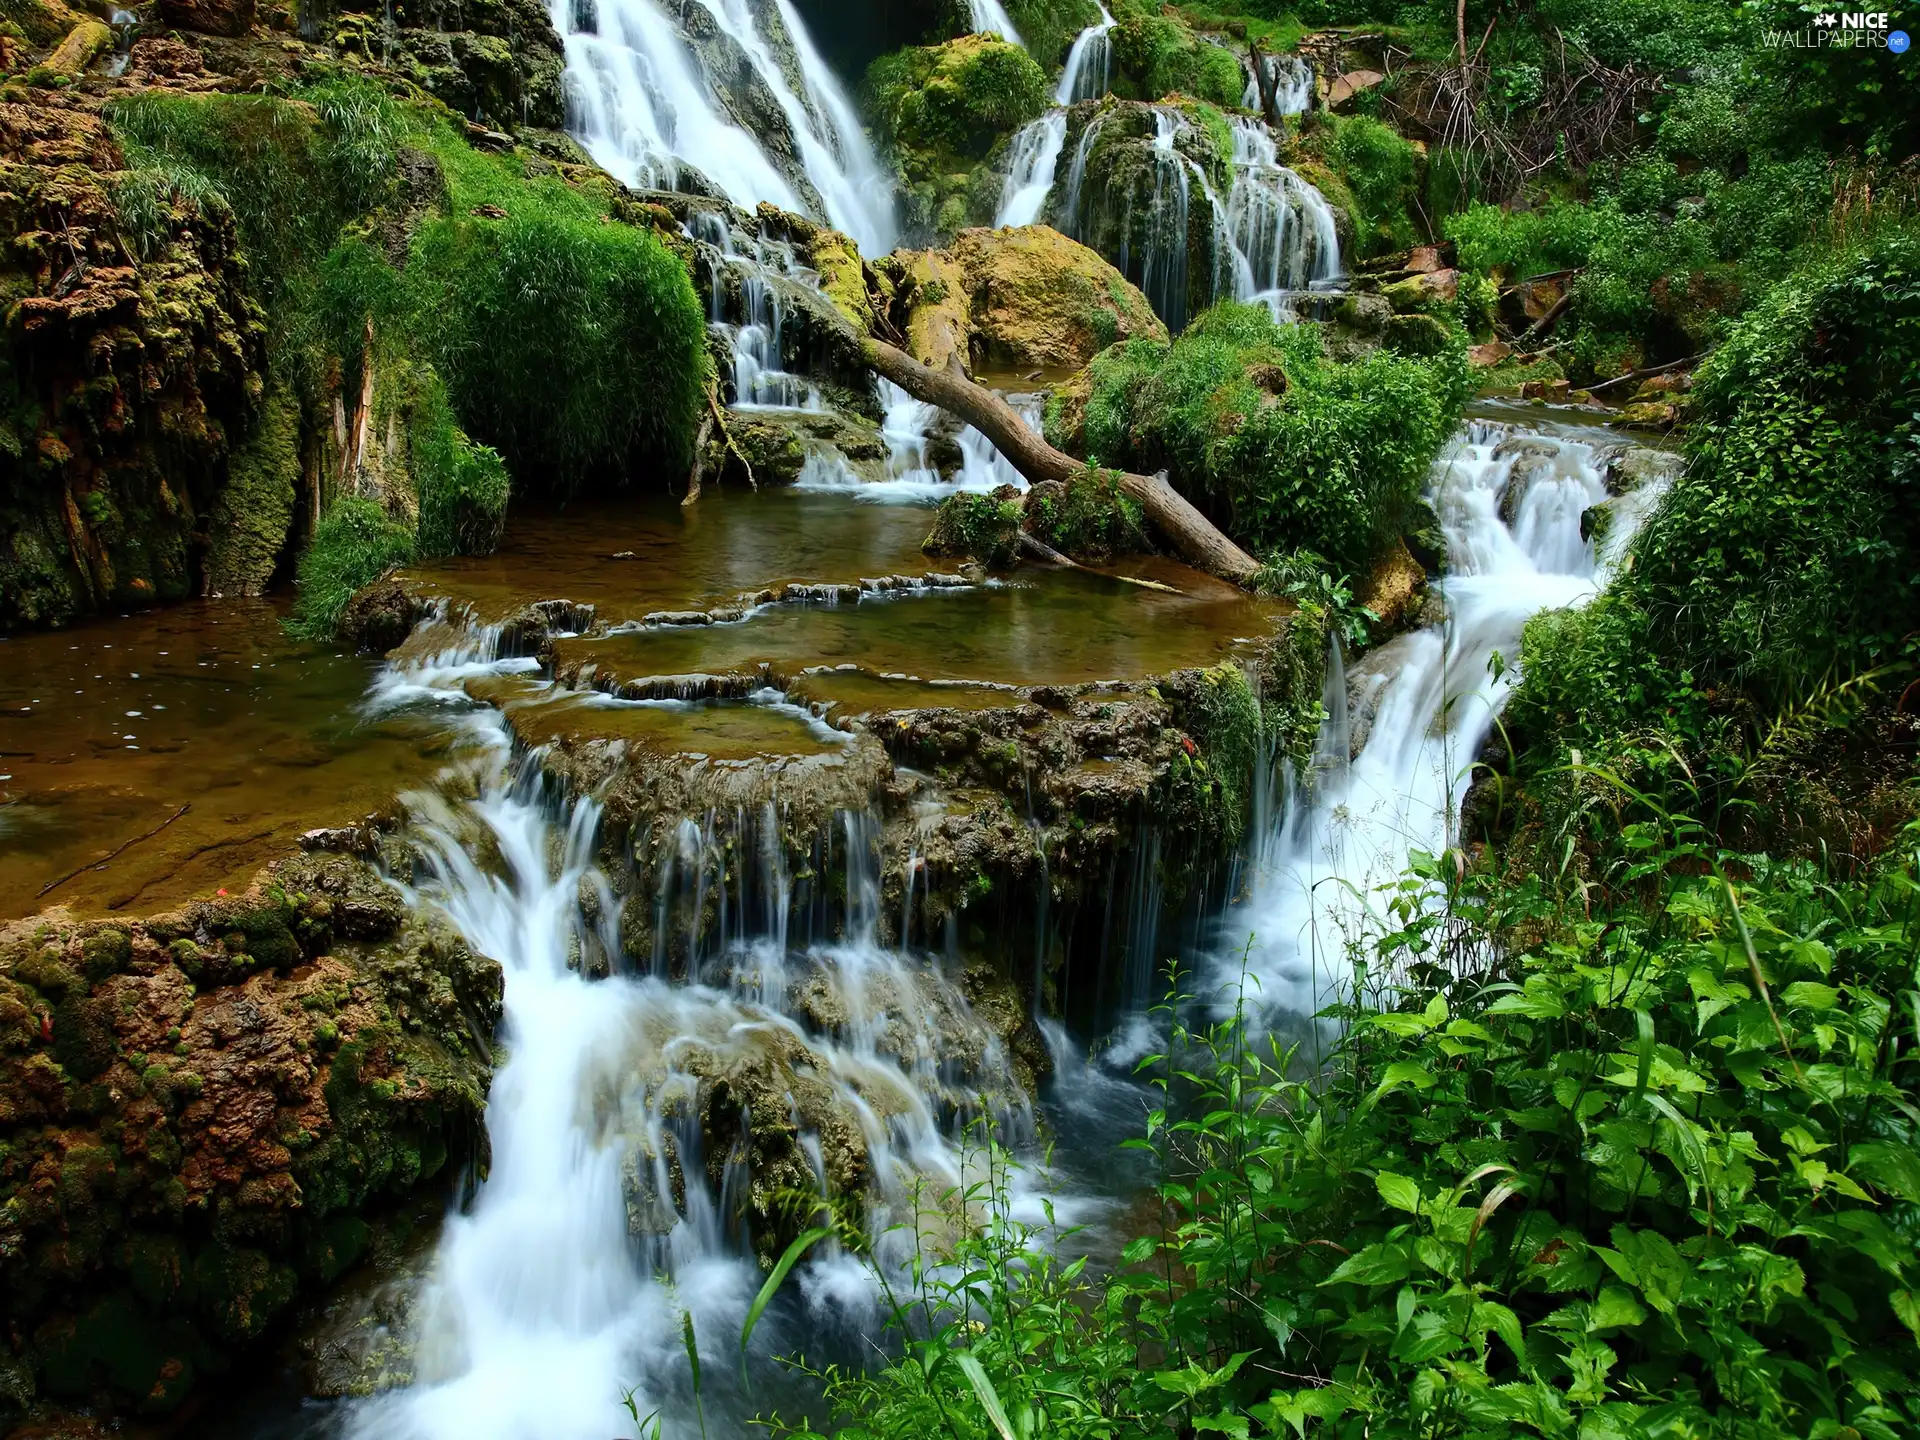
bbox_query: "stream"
[0,5,1681,1436]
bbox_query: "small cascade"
[795,381,1042,502]
[1214,115,1342,317]
[1216,425,1674,1018]
[692,212,825,412]
[1243,52,1313,115]
[996,112,1069,228]
[346,642,1045,1439]
[1057,3,1116,104]
[1062,106,1340,330]
[105,7,138,76]
[969,0,1025,46]
[557,0,895,255]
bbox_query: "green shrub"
[922,491,1026,569]
[1109,9,1243,107]
[1002,0,1100,65]
[1027,466,1147,562]
[412,375,510,558]
[1508,230,1920,761]
[288,497,416,641]
[410,205,706,489]
[866,36,1049,164]
[1078,303,1469,570]
[1313,113,1421,258]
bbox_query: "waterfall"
[1213,115,1342,315]
[1062,107,1340,331]
[692,212,825,411]
[969,0,1024,46]
[557,0,895,256]
[795,381,1042,502]
[1216,425,1673,1019]
[1057,3,1115,103]
[345,654,1044,1438]
[1243,52,1313,115]
[996,112,1068,228]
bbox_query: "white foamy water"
[795,381,1041,503]
[557,0,895,255]
[1215,425,1672,1017]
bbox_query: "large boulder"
[887,225,1167,376]
[156,0,253,36]
[0,854,501,1424]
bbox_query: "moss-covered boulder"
[1108,10,1244,106]
[0,854,501,1425]
[865,34,1050,242]
[0,92,263,632]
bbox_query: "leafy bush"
[287,497,416,641]
[1509,230,1920,762]
[866,36,1049,163]
[1075,303,1469,570]
[1027,466,1147,562]
[922,491,1026,569]
[1109,7,1244,107]
[1002,0,1101,65]
[1303,113,1421,258]
[759,805,1920,1440]
[412,375,510,558]
[410,204,706,489]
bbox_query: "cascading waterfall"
[1062,106,1340,330]
[996,111,1069,228]
[557,0,895,255]
[1214,115,1342,314]
[692,212,826,411]
[346,643,1045,1439]
[1214,425,1673,1019]
[969,0,1025,46]
[1057,3,1116,104]
[796,380,1042,502]
[1243,52,1313,115]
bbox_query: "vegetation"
[758,809,1920,1440]
[1506,229,1920,834]
[1109,0,1245,107]
[1004,0,1103,66]
[1028,467,1149,561]
[1070,302,1469,570]
[287,496,416,642]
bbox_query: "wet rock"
[1381,268,1459,313]
[0,857,500,1419]
[1603,445,1679,496]
[937,225,1167,372]
[1360,539,1427,636]
[337,578,435,656]
[1331,291,1393,337]
[1468,339,1512,368]
[158,0,254,35]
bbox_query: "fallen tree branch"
[1583,352,1706,394]
[39,804,189,898]
[860,339,1260,582]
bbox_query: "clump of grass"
[410,204,707,488]
[287,497,416,641]
[412,375,510,558]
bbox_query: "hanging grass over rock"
[287,497,416,642]
[1057,302,1469,571]
[410,205,706,489]
[412,374,510,558]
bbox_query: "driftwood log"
[858,338,1261,583]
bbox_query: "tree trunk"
[1249,39,1280,126]
[860,338,1261,583]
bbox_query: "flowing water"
[993,5,1116,228]
[557,0,895,255]
[1214,421,1673,1019]
[1057,4,1116,103]
[1244,52,1313,114]
[968,0,1024,46]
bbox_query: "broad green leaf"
[1590,1284,1649,1331]
[1781,981,1841,1011]
[1323,1241,1412,1288]
[1376,1171,1423,1213]
[1121,1236,1158,1265]
[1194,1414,1250,1439]
[740,1225,833,1360]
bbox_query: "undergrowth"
[743,801,1920,1440]
[286,497,415,641]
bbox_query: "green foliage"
[409,202,706,488]
[411,374,510,558]
[1508,230,1920,763]
[287,497,416,642]
[923,492,1027,569]
[1109,5,1245,107]
[1253,548,1376,648]
[762,803,1920,1440]
[1002,0,1101,65]
[1027,466,1147,562]
[1303,113,1421,259]
[1080,302,1469,570]
[867,36,1049,164]
[205,380,301,596]
[106,78,400,309]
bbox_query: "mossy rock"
[205,380,301,598]
[867,34,1049,173]
[924,488,1025,569]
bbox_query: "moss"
[288,497,417,642]
[1296,113,1421,260]
[1109,12,1243,106]
[868,35,1048,162]
[204,379,301,598]
[79,927,133,985]
[1027,466,1148,562]
[923,491,1026,569]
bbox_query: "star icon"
[1814,11,1837,24]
